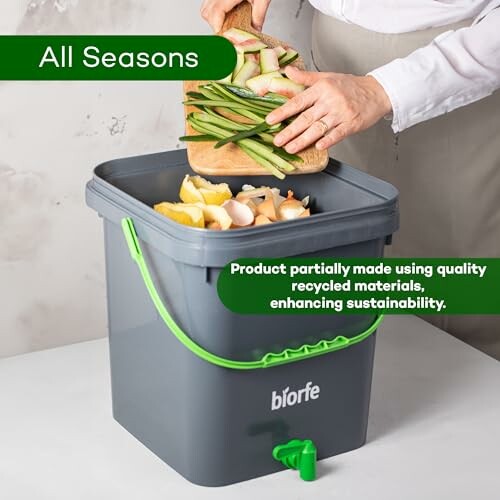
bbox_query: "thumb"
[285,66,325,87]
[249,0,270,31]
[211,10,226,33]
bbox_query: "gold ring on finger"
[317,119,329,136]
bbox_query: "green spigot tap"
[272,439,317,481]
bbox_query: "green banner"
[0,35,235,80]
[217,258,500,315]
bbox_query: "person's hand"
[267,66,392,153]
[201,0,271,32]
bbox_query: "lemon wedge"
[154,202,205,228]
[191,176,233,205]
[179,175,205,204]
[194,203,233,230]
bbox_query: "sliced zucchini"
[232,60,260,88]
[268,77,305,98]
[260,48,280,74]
[278,48,299,66]
[223,28,259,45]
[236,39,268,53]
[245,53,260,64]
[246,71,282,96]
[273,46,287,59]
[232,51,245,80]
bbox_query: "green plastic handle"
[121,217,383,370]
[273,439,317,481]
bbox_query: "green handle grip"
[121,217,383,370]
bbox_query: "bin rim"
[88,151,399,240]
[86,149,399,267]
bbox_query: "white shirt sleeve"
[368,8,500,133]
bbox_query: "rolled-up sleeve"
[368,8,500,133]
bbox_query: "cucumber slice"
[266,92,289,103]
[214,122,270,149]
[236,39,268,53]
[223,28,259,45]
[246,71,282,96]
[268,77,305,98]
[239,143,285,180]
[258,132,275,144]
[246,98,280,110]
[184,99,261,111]
[222,84,288,104]
[213,107,261,125]
[232,51,245,81]
[208,82,271,113]
[278,49,299,66]
[239,138,296,172]
[203,108,254,131]
[179,134,217,142]
[232,60,260,87]
[233,108,266,123]
[273,46,287,59]
[260,48,280,74]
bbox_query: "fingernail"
[316,142,325,150]
[285,144,297,154]
[274,135,284,146]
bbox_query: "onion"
[278,190,307,220]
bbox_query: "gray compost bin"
[86,149,398,486]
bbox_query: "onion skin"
[236,187,271,200]
[256,198,278,221]
[277,190,307,220]
[255,214,273,225]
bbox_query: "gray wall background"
[0,0,314,358]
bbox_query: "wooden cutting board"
[183,1,328,176]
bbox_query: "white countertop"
[0,315,499,499]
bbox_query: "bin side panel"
[104,219,377,486]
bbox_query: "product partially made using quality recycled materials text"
[86,149,399,486]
